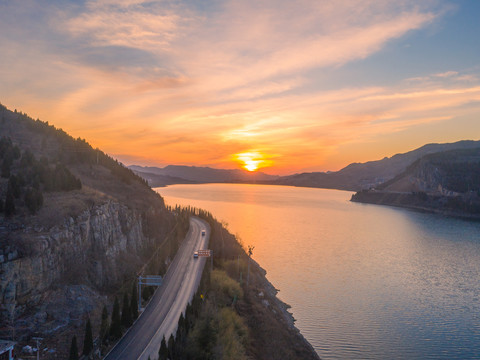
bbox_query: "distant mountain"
[131,140,480,191]
[274,140,480,191]
[128,170,198,187]
[129,164,279,186]
[351,147,480,218]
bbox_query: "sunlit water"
[155,184,480,359]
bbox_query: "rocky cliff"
[0,197,175,339]
[0,104,179,345]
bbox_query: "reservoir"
[156,184,480,359]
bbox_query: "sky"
[0,0,479,174]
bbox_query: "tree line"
[0,136,81,217]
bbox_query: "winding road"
[104,217,209,360]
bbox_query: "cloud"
[3,0,477,174]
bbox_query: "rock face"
[0,200,166,337]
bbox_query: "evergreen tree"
[197,317,215,357]
[158,336,168,360]
[130,283,139,320]
[110,297,122,339]
[25,187,43,214]
[168,334,175,360]
[69,335,79,360]
[121,292,132,327]
[8,175,21,198]
[1,158,11,178]
[83,316,93,356]
[4,187,15,217]
[176,313,186,345]
[100,305,109,344]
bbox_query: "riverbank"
[239,257,320,360]
[350,190,480,221]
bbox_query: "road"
[104,217,209,360]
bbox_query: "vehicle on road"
[201,230,206,236]
[193,251,198,258]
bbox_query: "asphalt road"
[104,217,210,360]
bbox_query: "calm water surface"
[156,184,480,359]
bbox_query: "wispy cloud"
[1,0,478,173]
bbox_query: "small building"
[0,340,15,360]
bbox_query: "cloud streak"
[0,0,478,173]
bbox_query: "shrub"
[211,269,243,306]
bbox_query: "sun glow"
[235,151,272,172]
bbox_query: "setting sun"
[235,151,272,172]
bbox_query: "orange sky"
[1,1,479,174]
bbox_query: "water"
[155,183,480,359]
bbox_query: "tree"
[100,305,109,344]
[176,313,186,344]
[69,335,79,360]
[25,187,43,214]
[83,316,93,356]
[197,317,215,356]
[130,283,138,321]
[110,297,122,339]
[121,292,132,328]
[8,175,21,198]
[4,187,15,217]
[168,334,176,360]
[158,336,168,360]
[1,158,11,178]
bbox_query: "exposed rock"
[0,200,167,338]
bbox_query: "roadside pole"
[32,337,42,360]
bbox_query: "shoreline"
[351,190,480,222]
[242,256,321,360]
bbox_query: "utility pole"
[6,301,15,341]
[33,337,43,360]
[138,276,142,313]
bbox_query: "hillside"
[351,147,480,217]
[0,104,319,360]
[0,104,182,356]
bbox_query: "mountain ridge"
[351,147,480,218]
[129,164,279,186]
[131,139,480,191]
